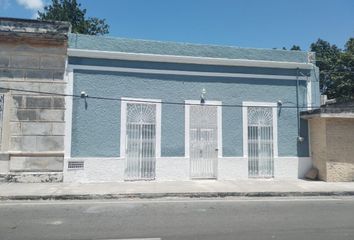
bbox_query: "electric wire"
[0,86,353,110]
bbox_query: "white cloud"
[16,0,44,10]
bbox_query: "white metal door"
[190,105,218,179]
[125,103,156,180]
[247,107,274,178]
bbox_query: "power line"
[1,86,353,110]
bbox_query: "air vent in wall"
[68,161,84,170]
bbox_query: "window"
[120,98,162,180]
[242,102,278,178]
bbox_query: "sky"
[0,0,353,51]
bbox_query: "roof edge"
[69,33,311,55]
[68,48,315,70]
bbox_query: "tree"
[37,0,109,35]
[310,38,354,102]
[330,38,354,101]
[290,45,301,51]
[310,39,341,98]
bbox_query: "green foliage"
[290,45,301,51]
[310,38,353,102]
[37,0,109,35]
[331,38,354,102]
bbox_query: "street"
[1,197,354,240]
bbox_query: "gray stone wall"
[0,18,70,182]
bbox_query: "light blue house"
[64,34,319,182]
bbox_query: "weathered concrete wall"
[309,118,354,182]
[326,118,354,182]
[0,18,70,182]
[309,118,327,180]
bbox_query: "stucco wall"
[70,69,309,158]
[309,118,327,180]
[326,118,354,181]
[309,118,354,182]
[63,156,310,182]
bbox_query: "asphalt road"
[1,197,354,240]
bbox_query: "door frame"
[120,97,162,160]
[184,100,223,162]
[242,101,278,176]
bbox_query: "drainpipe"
[296,68,304,142]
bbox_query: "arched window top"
[248,107,273,126]
[127,103,156,124]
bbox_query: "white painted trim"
[184,103,190,158]
[119,99,127,159]
[184,100,223,158]
[156,101,162,158]
[308,120,312,157]
[69,64,308,81]
[242,101,277,107]
[242,105,248,158]
[242,101,279,158]
[307,76,312,109]
[0,91,11,152]
[217,104,223,157]
[65,156,308,161]
[68,48,314,70]
[120,97,162,159]
[121,97,162,103]
[64,68,74,158]
[301,113,354,119]
[63,156,310,181]
[67,156,246,161]
[272,106,278,158]
[66,157,123,161]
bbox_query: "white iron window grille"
[125,103,157,180]
[189,105,218,179]
[247,106,274,178]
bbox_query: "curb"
[1,191,354,201]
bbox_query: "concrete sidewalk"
[1,179,354,200]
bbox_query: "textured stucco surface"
[274,157,312,179]
[309,118,327,180]
[326,118,354,181]
[64,157,310,182]
[71,69,309,158]
[218,158,248,180]
[63,158,125,183]
[69,34,310,63]
[309,118,354,182]
[156,157,190,181]
[298,157,313,178]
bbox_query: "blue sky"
[1,0,353,50]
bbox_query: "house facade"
[64,34,320,182]
[0,18,70,182]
